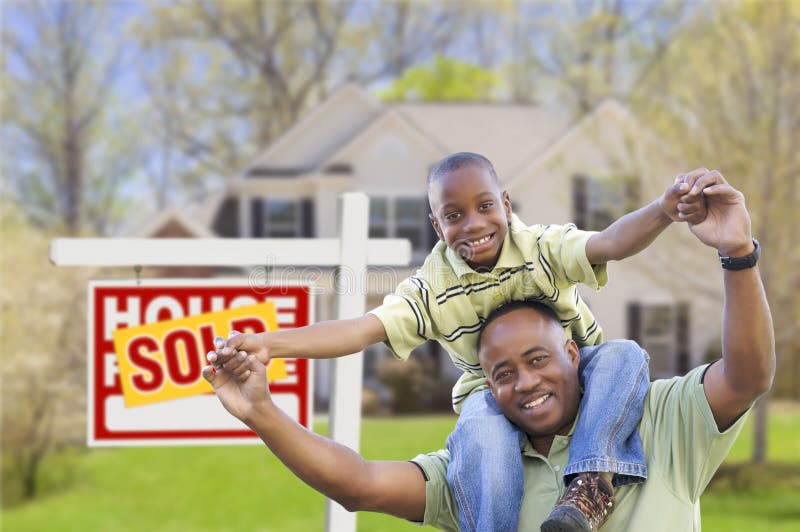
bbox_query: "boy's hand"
[207,330,271,372]
[659,168,710,224]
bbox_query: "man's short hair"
[427,152,500,188]
[477,300,562,352]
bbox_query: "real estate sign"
[88,279,313,446]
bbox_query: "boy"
[209,153,708,532]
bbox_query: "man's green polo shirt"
[411,364,750,531]
[369,214,607,412]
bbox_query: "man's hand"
[684,171,752,255]
[659,168,709,224]
[202,350,270,424]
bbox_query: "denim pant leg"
[564,339,650,486]
[446,390,524,532]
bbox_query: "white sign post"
[325,194,368,532]
[51,192,410,532]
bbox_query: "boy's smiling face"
[428,163,512,271]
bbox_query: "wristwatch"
[719,238,760,270]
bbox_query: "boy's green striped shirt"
[370,213,608,413]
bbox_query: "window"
[396,198,427,252]
[573,175,640,231]
[627,302,689,377]
[265,200,300,237]
[369,198,389,238]
[369,196,437,262]
[251,198,314,238]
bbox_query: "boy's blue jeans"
[445,339,650,532]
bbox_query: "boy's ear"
[429,213,443,241]
[502,191,513,218]
[484,373,498,397]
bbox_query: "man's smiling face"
[428,164,512,271]
[479,305,582,447]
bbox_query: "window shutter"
[573,175,588,229]
[300,198,315,237]
[251,199,264,238]
[675,302,690,375]
[627,302,642,344]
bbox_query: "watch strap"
[719,238,760,270]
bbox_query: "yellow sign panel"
[112,302,287,407]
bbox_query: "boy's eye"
[480,202,493,210]
[444,212,461,222]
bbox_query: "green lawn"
[4,404,799,531]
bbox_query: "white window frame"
[369,195,431,261]
[263,198,302,238]
[639,303,678,376]
[574,175,638,232]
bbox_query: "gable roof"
[505,99,680,192]
[134,207,217,238]
[392,102,572,181]
[241,84,382,176]
[321,107,448,166]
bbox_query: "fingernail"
[214,337,225,350]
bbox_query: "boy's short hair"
[427,152,500,189]
[477,300,561,353]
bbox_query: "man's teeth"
[523,394,550,409]
[468,235,491,247]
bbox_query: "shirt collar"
[443,213,525,278]
[520,409,579,458]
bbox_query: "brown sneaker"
[540,472,615,532]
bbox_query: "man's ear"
[565,338,580,370]
[502,191,513,219]
[429,213,443,241]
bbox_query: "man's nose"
[514,367,541,393]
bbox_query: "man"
[203,172,774,531]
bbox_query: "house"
[143,84,724,408]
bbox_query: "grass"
[2,416,457,532]
[3,403,799,531]
[700,400,800,532]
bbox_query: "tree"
[0,202,91,504]
[633,0,800,462]
[507,0,690,111]
[133,0,470,195]
[2,0,140,235]
[381,55,501,102]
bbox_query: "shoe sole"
[540,506,592,532]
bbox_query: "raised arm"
[585,169,710,265]
[264,314,387,358]
[685,173,775,430]
[202,355,427,520]
[209,313,388,366]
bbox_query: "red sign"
[88,280,313,446]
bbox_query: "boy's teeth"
[469,235,491,247]
[523,394,550,409]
